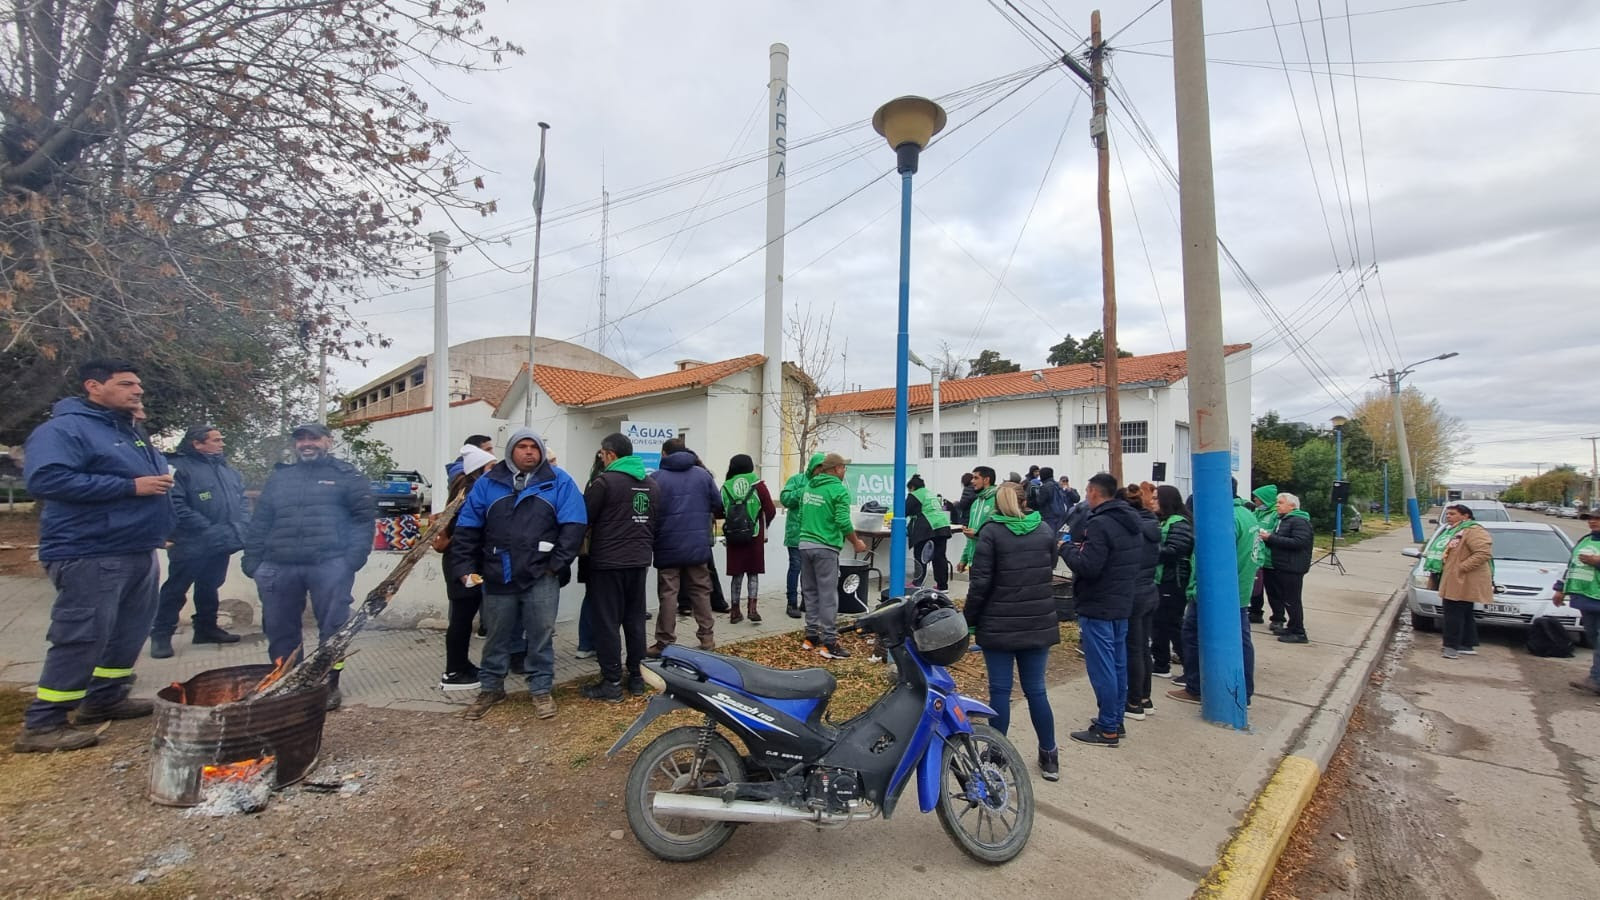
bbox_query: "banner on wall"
[623,421,678,473]
[840,463,918,510]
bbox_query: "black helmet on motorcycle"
[909,589,970,665]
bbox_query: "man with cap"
[780,451,827,618]
[242,422,377,711]
[448,427,586,721]
[149,424,248,659]
[1554,508,1600,693]
[13,359,176,753]
[797,452,868,659]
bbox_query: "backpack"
[1527,616,1575,658]
[723,479,758,545]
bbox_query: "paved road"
[1271,506,1600,898]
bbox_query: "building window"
[1074,421,1149,454]
[381,386,391,399]
[411,368,425,388]
[919,430,978,459]
[392,379,406,394]
[991,426,1059,456]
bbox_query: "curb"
[1193,583,1409,900]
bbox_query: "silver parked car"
[1403,521,1582,645]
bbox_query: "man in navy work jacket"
[242,422,376,711]
[448,427,586,722]
[648,437,724,655]
[14,360,177,754]
[149,424,248,659]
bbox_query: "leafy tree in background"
[1046,330,1132,367]
[1349,387,1468,494]
[967,350,1021,376]
[1253,439,1295,488]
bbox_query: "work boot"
[324,688,343,711]
[786,600,802,619]
[149,634,174,659]
[192,622,241,644]
[462,689,506,721]
[531,692,557,720]
[13,724,100,753]
[581,679,624,703]
[728,602,744,625]
[1038,747,1060,782]
[626,674,649,696]
[73,696,155,725]
[747,598,762,624]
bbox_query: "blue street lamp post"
[873,96,946,597]
[1383,458,1391,524]
[1332,415,1347,539]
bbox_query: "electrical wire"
[1115,0,1468,48]
[1114,48,1600,96]
[1109,135,1177,350]
[1105,0,1168,46]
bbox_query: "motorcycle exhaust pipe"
[652,792,827,824]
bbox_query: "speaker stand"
[1315,530,1348,576]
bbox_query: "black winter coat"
[1264,512,1315,575]
[1132,507,1161,614]
[965,520,1061,652]
[166,446,248,560]
[651,452,723,567]
[243,456,376,576]
[1157,515,1195,588]
[953,484,977,527]
[585,470,658,569]
[1059,498,1153,620]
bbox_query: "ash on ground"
[185,761,277,818]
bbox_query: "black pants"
[1125,589,1157,706]
[1251,569,1284,622]
[1267,568,1307,636]
[1151,581,1187,674]
[445,581,483,673]
[591,566,649,683]
[1441,599,1479,651]
[913,535,951,590]
[152,552,231,636]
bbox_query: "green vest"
[721,473,762,540]
[1564,535,1600,599]
[1156,514,1187,585]
[960,486,999,565]
[911,487,951,531]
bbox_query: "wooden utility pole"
[1091,10,1123,482]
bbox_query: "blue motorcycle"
[608,590,1034,864]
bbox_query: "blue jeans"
[982,646,1056,751]
[1181,603,1255,700]
[786,547,802,606]
[255,558,355,667]
[1079,617,1128,733]
[480,574,560,694]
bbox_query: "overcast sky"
[331,0,1600,485]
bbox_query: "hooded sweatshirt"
[1263,508,1315,574]
[24,397,177,561]
[781,452,826,548]
[798,470,855,550]
[960,485,1001,566]
[447,428,587,592]
[584,454,657,569]
[1252,485,1279,568]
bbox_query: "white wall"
[359,400,502,482]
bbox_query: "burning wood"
[189,756,278,817]
[201,756,276,783]
[249,651,300,696]
[246,492,468,700]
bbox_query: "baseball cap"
[1580,507,1599,520]
[291,422,333,439]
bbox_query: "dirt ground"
[0,513,42,577]
[0,624,1082,899]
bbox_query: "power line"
[1116,0,1468,48]
[1106,0,1168,45]
[1108,134,1177,350]
[1115,48,1600,96]
[1342,0,1405,367]
[999,0,1071,56]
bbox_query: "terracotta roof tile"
[818,345,1251,415]
[467,375,511,409]
[523,353,767,407]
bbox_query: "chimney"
[673,359,709,372]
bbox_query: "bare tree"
[779,303,850,464]
[0,1,521,436]
[935,340,967,380]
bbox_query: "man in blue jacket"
[648,438,724,655]
[242,422,376,711]
[149,425,248,659]
[1059,472,1151,747]
[14,360,177,754]
[448,427,586,721]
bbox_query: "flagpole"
[524,122,550,426]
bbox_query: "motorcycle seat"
[665,646,837,701]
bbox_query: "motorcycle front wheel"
[935,723,1034,864]
[624,725,746,862]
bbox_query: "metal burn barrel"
[148,664,329,807]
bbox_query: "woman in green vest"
[906,474,953,590]
[721,454,776,625]
[1553,509,1600,692]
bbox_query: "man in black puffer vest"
[150,424,248,658]
[1059,472,1149,747]
[242,423,376,710]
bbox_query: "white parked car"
[1403,521,1582,645]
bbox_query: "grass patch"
[1313,516,1405,551]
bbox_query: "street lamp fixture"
[1372,351,1459,541]
[874,95,947,598]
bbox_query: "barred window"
[1074,421,1149,454]
[991,426,1060,456]
[920,430,978,459]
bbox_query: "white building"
[817,346,1254,498]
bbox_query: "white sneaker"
[1459,649,1478,655]
[574,649,596,660]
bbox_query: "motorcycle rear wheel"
[935,723,1034,864]
[625,725,746,862]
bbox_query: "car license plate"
[1484,603,1520,615]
